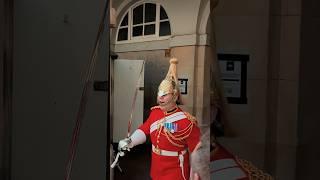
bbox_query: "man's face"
[157,93,175,107]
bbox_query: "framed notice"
[218,53,249,104]
[178,78,188,94]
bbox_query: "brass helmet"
[157,58,180,102]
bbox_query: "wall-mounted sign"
[178,78,188,94]
[218,53,249,104]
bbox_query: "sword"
[110,61,145,169]
[127,60,145,138]
[110,151,124,172]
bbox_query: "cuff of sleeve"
[129,129,146,147]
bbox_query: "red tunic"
[138,106,200,180]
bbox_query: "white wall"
[12,0,109,179]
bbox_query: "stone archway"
[193,0,222,128]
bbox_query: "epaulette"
[184,112,197,123]
[150,106,161,110]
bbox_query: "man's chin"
[158,103,166,107]
[158,102,168,109]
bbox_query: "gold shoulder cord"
[235,157,274,180]
[184,112,197,123]
[158,112,197,148]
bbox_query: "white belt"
[152,145,187,156]
[152,145,188,180]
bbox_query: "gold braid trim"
[160,122,194,148]
[163,123,193,140]
[161,122,193,138]
[235,157,274,180]
[155,111,198,148]
[163,130,184,147]
[159,113,196,147]
[151,106,161,110]
[183,112,197,123]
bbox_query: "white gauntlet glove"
[112,130,147,169]
[118,138,132,152]
[118,129,146,152]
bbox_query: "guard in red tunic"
[118,58,200,180]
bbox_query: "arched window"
[117,3,171,43]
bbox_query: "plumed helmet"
[157,58,180,102]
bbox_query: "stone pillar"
[265,0,301,179]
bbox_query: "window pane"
[118,28,128,41]
[159,21,171,36]
[133,5,143,25]
[132,26,143,37]
[145,3,156,23]
[120,13,128,26]
[144,24,155,35]
[160,6,168,20]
